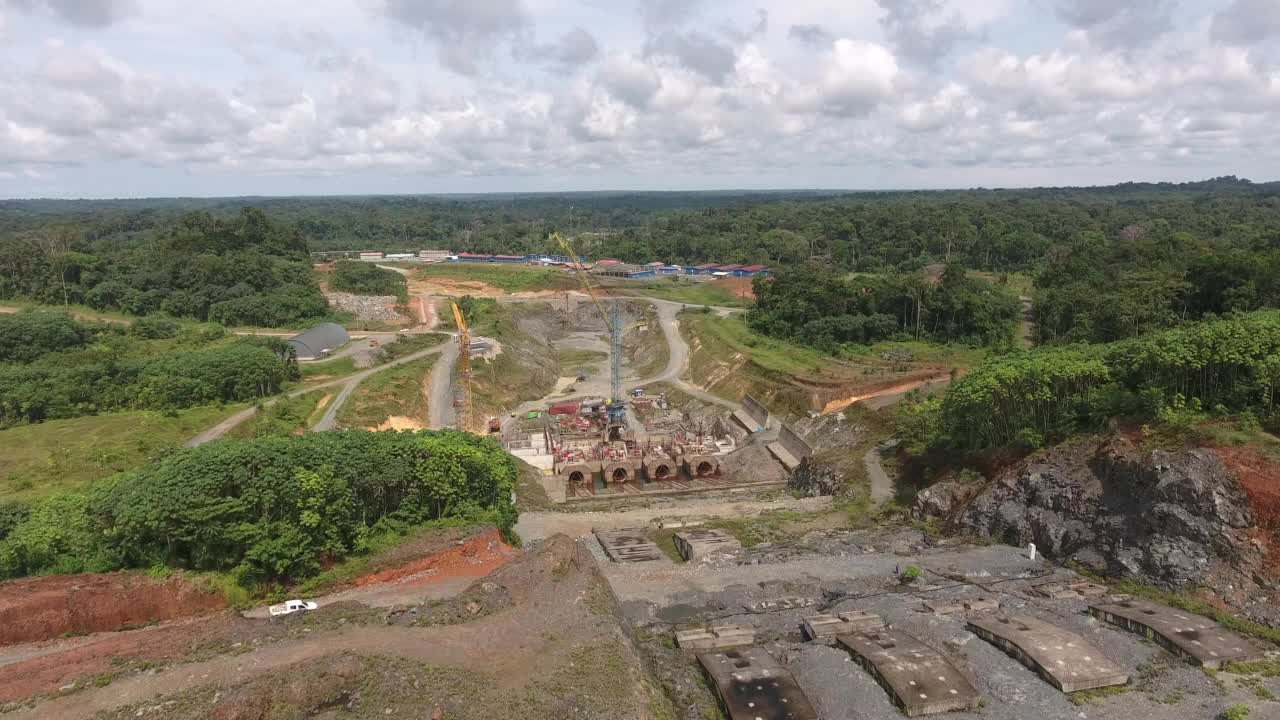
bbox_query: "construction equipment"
[551,232,628,435]
[450,302,474,431]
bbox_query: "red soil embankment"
[352,529,517,588]
[1217,446,1280,575]
[0,572,225,646]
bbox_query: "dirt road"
[186,340,448,445]
[427,339,459,429]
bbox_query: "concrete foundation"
[698,647,818,720]
[681,453,721,477]
[594,527,663,563]
[674,528,743,561]
[1088,599,1265,669]
[967,615,1129,693]
[676,624,755,651]
[802,610,886,643]
[837,630,981,716]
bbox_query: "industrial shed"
[287,323,350,360]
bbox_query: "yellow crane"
[450,301,474,431]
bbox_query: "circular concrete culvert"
[612,467,630,484]
[653,464,671,480]
[569,470,585,485]
[696,461,714,477]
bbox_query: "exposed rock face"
[928,437,1263,591]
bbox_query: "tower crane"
[450,301,474,431]
[551,232,628,433]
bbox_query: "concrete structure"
[802,611,885,643]
[698,648,818,720]
[675,625,755,651]
[595,528,663,563]
[768,424,813,472]
[592,263,657,279]
[1088,599,1265,669]
[286,322,350,361]
[681,450,721,478]
[922,599,964,616]
[673,528,742,561]
[968,615,1128,693]
[642,448,678,481]
[734,394,771,433]
[837,629,981,716]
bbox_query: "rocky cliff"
[915,436,1270,603]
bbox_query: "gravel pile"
[325,292,404,321]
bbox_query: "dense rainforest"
[0,430,518,584]
[4,177,1279,346]
[750,263,1020,350]
[0,207,330,328]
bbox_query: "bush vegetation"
[0,430,518,585]
[0,312,298,425]
[902,311,1280,450]
[328,260,407,298]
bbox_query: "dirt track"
[8,536,650,720]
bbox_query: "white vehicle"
[268,599,318,617]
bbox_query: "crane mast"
[450,301,473,432]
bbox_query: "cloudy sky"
[0,0,1278,198]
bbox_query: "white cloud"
[0,0,1277,195]
[811,39,898,116]
[4,0,135,27]
[1211,0,1280,47]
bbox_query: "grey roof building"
[287,322,350,360]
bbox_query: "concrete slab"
[967,615,1129,693]
[674,528,743,561]
[964,597,1000,612]
[1089,599,1266,669]
[732,408,764,433]
[1032,580,1108,600]
[802,610,886,643]
[594,527,663,563]
[698,647,818,720]
[837,629,981,716]
[766,442,800,471]
[922,599,963,616]
[676,624,755,651]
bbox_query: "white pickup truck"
[268,599,318,617]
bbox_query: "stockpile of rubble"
[325,291,404,322]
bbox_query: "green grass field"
[416,263,580,293]
[336,355,437,429]
[680,311,837,377]
[0,404,249,501]
[229,391,328,439]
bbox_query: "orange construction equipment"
[450,302,474,432]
